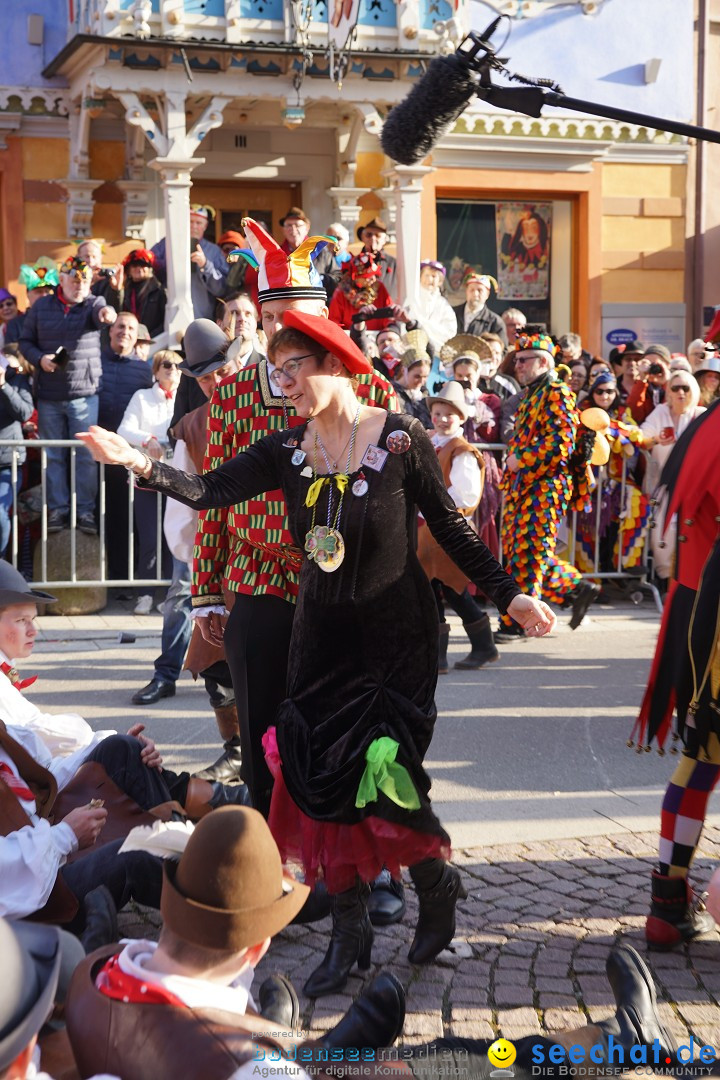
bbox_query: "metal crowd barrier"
[0,438,663,612]
[0,439,171,590]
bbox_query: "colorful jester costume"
[630,400,720,949]
[499,336,583,627]
[575,413,651,573]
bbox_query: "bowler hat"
[0,918,61,1072]
[135,324,154,345]
[282,310,372,375]
[178,319,230,378]
[0,560,55,607]
[427,380,471,421]
[279,207,310,227]
[161,807,310,952]
[356,217,388,241]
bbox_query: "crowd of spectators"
[0,212,718,609]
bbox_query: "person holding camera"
[151,205,228,320]
[19,255,116,534]
[626,354,670,423]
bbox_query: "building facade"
[0,0,703,353]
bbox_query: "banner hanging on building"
[329,0,362,49]
[496,202,552,301]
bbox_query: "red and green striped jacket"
[192,357,398,605]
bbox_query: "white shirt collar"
[117,939,255,1015]
[431,431,461,447]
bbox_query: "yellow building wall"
[600,162,686,304]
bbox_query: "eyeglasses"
[669,385,690,393]
[269,352,321,386]
[514,355,536,365]
[159,360,180,371]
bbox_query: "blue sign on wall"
[606,328,639,345]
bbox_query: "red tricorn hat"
[282,309,372,376]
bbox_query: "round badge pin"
[352,477,369,498]
[386,430,411,455]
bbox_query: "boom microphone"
[381,53,478,165]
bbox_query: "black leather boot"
[80,886,118,954]
[194,737,243,784]
[596,944,676,1062]
[438,624,450,675]
[321,973,405,1050]
[569,580,600,630]
[408,859,467,965]
[645,869,716,950]
[194,704,243,784]
[455,614,499,670]
[367,868,406,927]
[258,974,299,1030]
[303,880,373,998]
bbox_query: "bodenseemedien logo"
[488,1038,517,1076]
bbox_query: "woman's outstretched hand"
[76,426,138,468]
[506,595,556,638]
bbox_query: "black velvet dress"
[140,412,521,891]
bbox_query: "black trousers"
[223,593,295,819]
[431,579,485,625]
[59,734,189,917]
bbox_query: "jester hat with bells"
[229,217,337,304]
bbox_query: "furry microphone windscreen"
[381,54,478,165]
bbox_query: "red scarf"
[0,762,34,801]
[0,661,37,691]
[97,953,186,1007]
[55,286,72,315]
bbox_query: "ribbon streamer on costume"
[305,474,349,508]
[355,736,420,810]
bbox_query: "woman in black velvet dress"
[78,311,555,999]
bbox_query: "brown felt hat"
[356,217,388,241]
[279,207,310,227]
[161,807,310,951]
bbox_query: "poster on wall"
[496,202,552,301]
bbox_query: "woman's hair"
[267,327,326,367]
[1,342,33,377]
[479,331,504,349]
[667,371,701,410]
[152,349,180,377]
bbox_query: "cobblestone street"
[122,828,720,1054]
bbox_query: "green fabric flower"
[355,736,420,811]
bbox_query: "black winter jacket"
[19,293,109,402]
[98,351,153,432]
[0,371,34,466]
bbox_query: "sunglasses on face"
[669,385,690,393]
[595,389,615,396]
[160,360,180,371]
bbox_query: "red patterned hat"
[282,309,372,375]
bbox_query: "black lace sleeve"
[403,417,522,615]
[135,430,282,511]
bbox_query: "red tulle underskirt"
[263,727,450,893]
